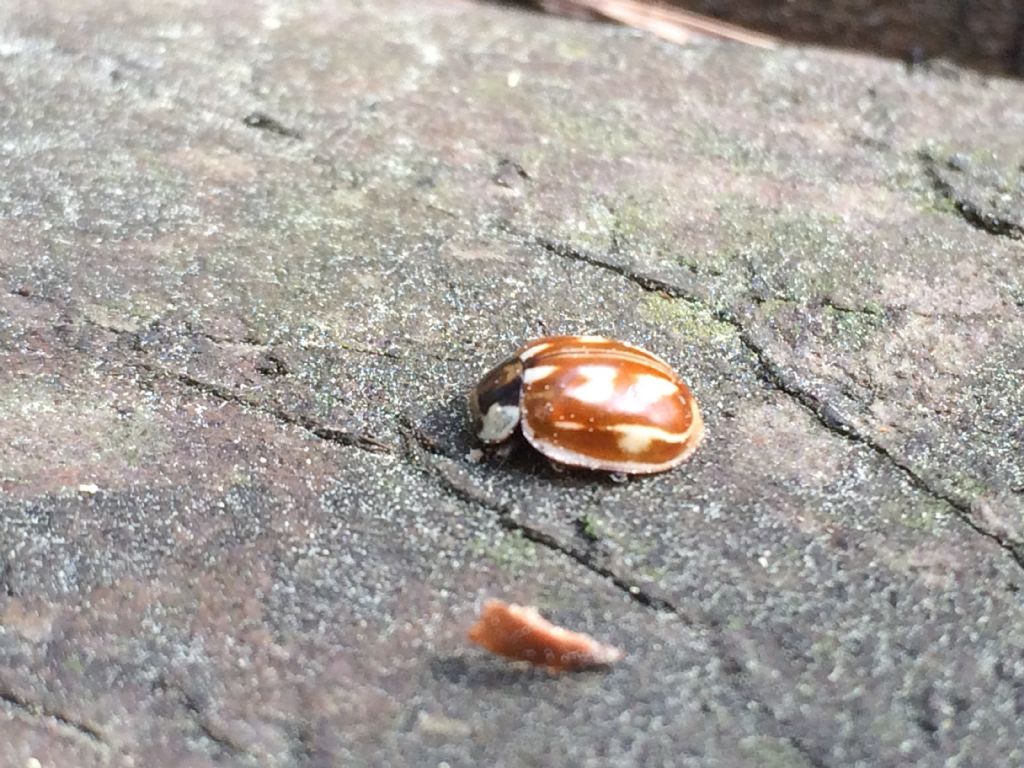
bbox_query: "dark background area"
[518,0,1024,76]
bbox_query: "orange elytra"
[468,335,703,474]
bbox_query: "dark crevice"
[931,183,1022,239]
[89,310,456,365]
[527,232,709,304]
[154,676,258,762]
[753,287,1009,323]
[525,230,1009,323]
[179,693,254,760]
[0,561,15,598]
[921,154,1024,240]
[400,422,680,614]
[147,365,394,454]
[0,687,108,748]
[519,230,1024,572]
[401,425,835,768]
[338,341,403,360]
[242,111,303,140]
[788,739,832,768]
[501,516,678,612]
[191,329,269,349]
[816,296,883,317]
[255,350,290,377]
[193,327,417,362]
[492,157,532,188]
[287,720,318,764]
[5,286,66,308]
[70,313,396,454]
[741,335,1024,570]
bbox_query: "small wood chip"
[468,599,623,671]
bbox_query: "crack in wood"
[920,152,1024,240]
[146,365,394,454]
[400,421,680,614]
[242,111,304,140]
[401,424,836,768]
[153,675,259,762]
[522,230,1024,572]
[63,313,398,455]
[0,686,109,750]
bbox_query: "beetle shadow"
[430,654,554,689]
[411,393,652,490]
[407,391,477,461]
[429,654,609,690]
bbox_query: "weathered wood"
[1,1,1022,765]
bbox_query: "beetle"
[468,335,703,474]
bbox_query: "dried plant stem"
[555,0,778,48]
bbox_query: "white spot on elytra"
[609,423,687,447]
[522,365,558,384]
[623,374,677,409]
[552,420,587,431]
[519,342,553,360]
[616,426,654,454]
[564,365,618,404]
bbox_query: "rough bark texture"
[1,1,1022,766]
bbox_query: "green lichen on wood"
[469,530,540,574]
[738,736,820,768]
[640,294,736,343]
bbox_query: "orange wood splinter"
[467,599,623,671]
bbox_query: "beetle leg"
[491,440,517,465]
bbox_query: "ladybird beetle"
[468,335,703,474]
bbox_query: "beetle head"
[468,356,524,443]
